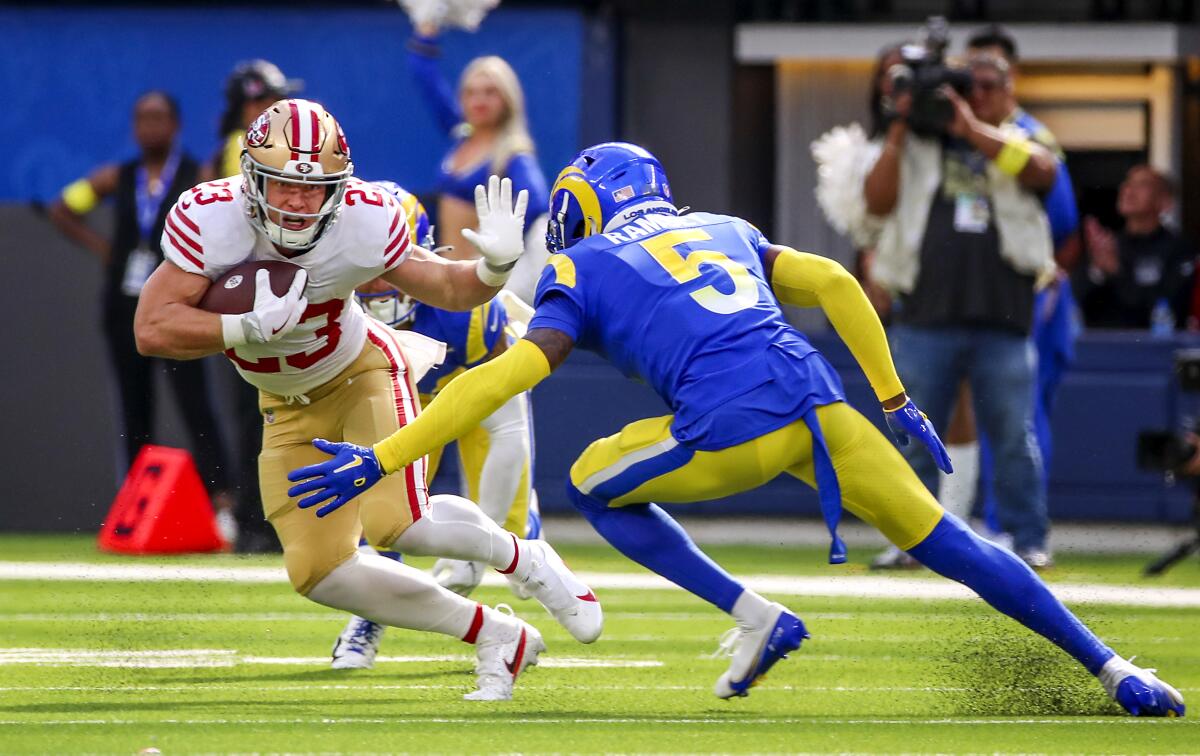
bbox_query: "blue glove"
[286,439,384,517]
[884,399,954,474]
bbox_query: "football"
[198,260,305,314]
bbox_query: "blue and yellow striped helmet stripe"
[552,165,604,238]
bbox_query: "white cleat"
[712,602,808,699]
[464,605,546,701]
[432,558,485,597]
[331,616,385,670]
[513,540,603,643]
[504,571,534,601]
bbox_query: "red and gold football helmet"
[241,99,353,250]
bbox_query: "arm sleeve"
[474,392,532,525]
[374,338,551,474]
[771,247,905,402]
[406,33,462,136]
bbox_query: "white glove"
[221,268,308,348]
[463,175,529,287]
[431,558,485,596]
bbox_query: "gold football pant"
[259,328,430,595]
[569,401,944,549]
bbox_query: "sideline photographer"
[862,41,1062,566]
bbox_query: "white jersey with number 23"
[161,176,415,397]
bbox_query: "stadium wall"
[1,5,585,202]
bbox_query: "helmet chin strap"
[602,200,678,234]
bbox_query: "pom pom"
[810,123,884,248]
[397,0,499,32]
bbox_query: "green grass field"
[1,534,1197,754]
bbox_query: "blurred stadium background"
[3,0,1200,542]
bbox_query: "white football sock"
[937,441,979,521]
[307,552,477,638]
[730,589,773,626]
[392,493,519,570]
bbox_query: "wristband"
[62,178,99,215]
[221,313,248,348]
[474,257,514,288]
[995,137,1033,177]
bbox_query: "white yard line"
[3,561,1200,607]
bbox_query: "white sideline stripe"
[0,649,660,669]
[0,717,1191,727]
[3,561,1200,607]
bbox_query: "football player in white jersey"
[134,99,601,701]
[330,182,543,669]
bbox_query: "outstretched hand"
[286,439,384,517]
[462,175,529,273]
[885,398,954,474]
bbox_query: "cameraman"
[862,54,1061,566]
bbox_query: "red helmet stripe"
[309,108,321,161]
[288,101,301,162]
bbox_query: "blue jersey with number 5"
[529,211,844,450]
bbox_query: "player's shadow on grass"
[180,668,466,685]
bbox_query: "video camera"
[1136,349,1200,473]
[887,16,974,137]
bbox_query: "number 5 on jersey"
[639,229,759,315]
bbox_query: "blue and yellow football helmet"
[545,142,676,253]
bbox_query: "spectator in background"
[861,53,1059,568]
[1078,165,1195,330]
[47,91,234,524]
[966,24,1081,267]
[202,59,299,552]
[204,60,297,180]
[407,22,549,304]
[963,28,1081,566]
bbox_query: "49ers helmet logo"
[246,112,271,148]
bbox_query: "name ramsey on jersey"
[162,176,412,396]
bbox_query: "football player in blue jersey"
[289,144,1184,714]
[329,181,544,670]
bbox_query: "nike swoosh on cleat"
[333,455,364,474]
[504,628,528,678]
[576,591,597,602]
[272,323,288,335]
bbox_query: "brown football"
[198,260,305,314]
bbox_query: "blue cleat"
[1100,656,1186,717]
[331,616,385,670]
[713,603,809,699]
